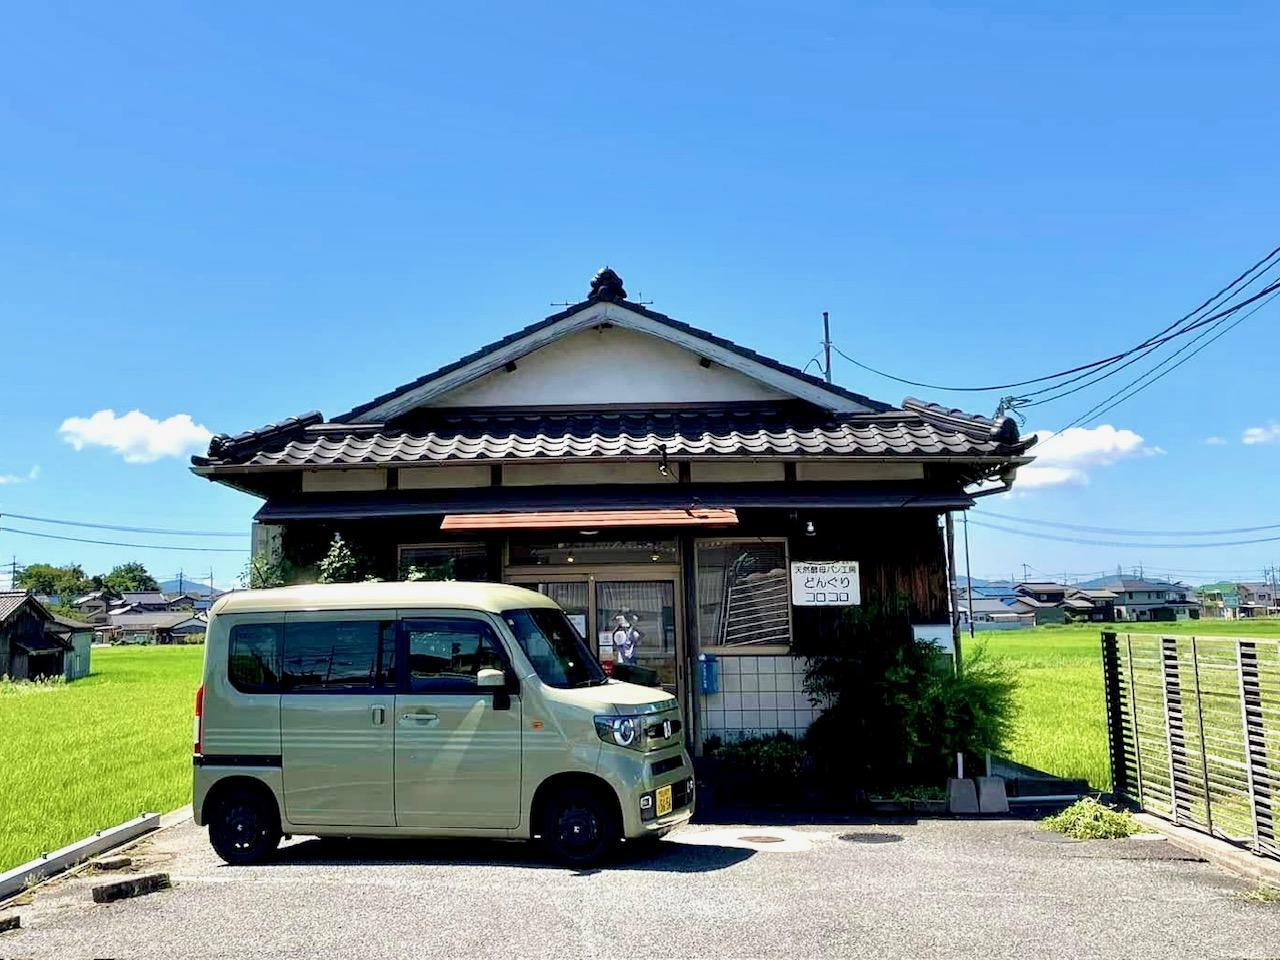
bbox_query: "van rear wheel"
[541,785,619,867]
[209,787,281,866]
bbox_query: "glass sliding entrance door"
[509,570,685,701]
[521,581,589,641]
[595,581,677,693]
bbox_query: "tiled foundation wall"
[698,655,819,742]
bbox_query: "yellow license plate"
[656,784,673,817]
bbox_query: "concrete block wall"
[698,655,818,742]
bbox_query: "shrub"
[1042,798,1143,839]
[704,731,808,801]
[802,596,1018,793]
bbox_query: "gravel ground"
[1,815,1277,959]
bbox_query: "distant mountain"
[159,579,219,597]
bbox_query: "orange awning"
[439,508,738,531]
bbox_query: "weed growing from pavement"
[1237,885,1280,904]
[1041,798,1145,839]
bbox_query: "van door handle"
[371,705,386,726]
[401,712,439,726]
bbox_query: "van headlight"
[594,715,644,750]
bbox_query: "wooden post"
[1237,641,1274,853]
[1159,636,1190,824]
[1101,631,1129,800]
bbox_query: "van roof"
[209,581,560,616]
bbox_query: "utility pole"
[822,311,832,383]
[177,569,184,595]
[1021,563,1030,583]
[963,513,976,643]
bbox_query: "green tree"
[16,563,92,600]
[102,562,159,593]
[317,534,362,584]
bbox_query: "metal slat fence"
[1103,631,1280,859]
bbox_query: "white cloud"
[59,409,212,463]
[1018,424,1160,489]
[1203,436,1227,446]
[1242,422,1280,445]
[0,465,39,485]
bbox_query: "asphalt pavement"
[2,815,1277,959]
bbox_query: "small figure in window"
[611,612,643,665]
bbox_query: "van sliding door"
[279,611,397,827]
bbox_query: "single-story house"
[191,268,1036,747]
[1006,595,1066,625]
[958,597,1035,631]
[47,614,93,680]
[103,611,206,645]
[0,591,84,681]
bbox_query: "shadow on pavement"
[254,834,754,874]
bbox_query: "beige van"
[192,581,694,866]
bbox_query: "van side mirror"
[476,668,505,688]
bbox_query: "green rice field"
[981,620,1280,791]
[0,646,203,872]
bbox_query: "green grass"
[1042,797,1145,839]
[0,646,203,872]
[980,620,1280,791]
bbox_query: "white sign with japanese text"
[790,561,861,606]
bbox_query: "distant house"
[1064,587,1117,622]
[118,591,194,612]
[958,597,1035,631]
[1237,582,1278,618]
[70,588,123,625]
[1007,594,1066,625]
[0,591,88,681]
[104,610,206,644]
[1015,582,1071,605]
[1080,576,1199,621]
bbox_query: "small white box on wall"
[912,624,954,655]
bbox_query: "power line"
[1061,286,1280,431]
[976,510,1280,538]
[0,527,250,553]
[825,243,1280,394]
[1018,263,1280,408]
[0,512,246,537]
[967,518,1280,549]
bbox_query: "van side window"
[403,618,505,692]
[282,620,396,692]
[229,623,282,693]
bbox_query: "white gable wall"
[431,326,791,408]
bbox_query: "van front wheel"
[209,787,281,866]
[542,785,619,867]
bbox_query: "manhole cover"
[739,835,785,844]
[839,832,903,844]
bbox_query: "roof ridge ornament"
[588,267,627,302]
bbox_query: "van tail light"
[194,684,205,757]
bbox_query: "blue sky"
[2,2,1278,589]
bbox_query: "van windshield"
[502,608,608,689]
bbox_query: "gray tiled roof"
[0,591,33,622]
[198,404,1031,468]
